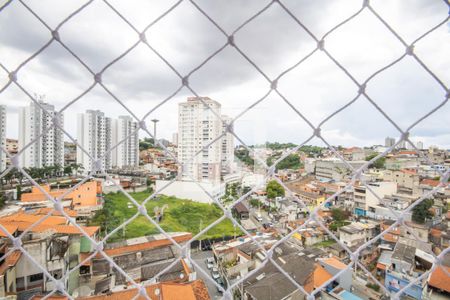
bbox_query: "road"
[191,250,222,300]
[249,207,271,225]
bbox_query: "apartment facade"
[77,110,112,172]
[353,181,398,217]
[18,101,64,168]
[77,111,139,173]
[111,116,139,168]
[0,105,6,171]
[315,158,365,181]
[178,97,222,182]
[220,114,234,175]
[383,169,420,195]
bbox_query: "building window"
[29,273,44,282]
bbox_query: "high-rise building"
[0,105,6,171]
[397,140,406,149]
[178,97,222,182]
[77,111,139,172]
[416,141,423,150]
[111,116,139,168]
[77,110,112,172]
[18,101,64,168]
[172,132,178,146]
[220,115,234,175]
[385,137,395,147]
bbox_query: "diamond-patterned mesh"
[0,0,449,299]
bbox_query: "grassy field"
[90,190,240,242]
[312,239,336,248]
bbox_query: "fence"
[0,0,449,299]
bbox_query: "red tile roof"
[0,250,22,275]
[0,224,18,237]
[321,257,347,270]
[421,179,440,187]
[76,280,210,300]
[429,265,450,293]
[0,213,68,226]
[0,221,99,237]
[95,233,192,258]
[314,264,333,289]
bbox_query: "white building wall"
[0,105,6,171]
[77,110,111,173]
[178,97,222,183]
[18,101,64,168]
[111,116,139,168]
[220,115,234,175]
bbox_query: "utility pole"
[198,219,203,251]
[151,119,159,146]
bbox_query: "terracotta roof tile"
[76,280,210,300]
[0,224,18,237]
[0,213,68,226]
[428,265,450,293]
[421,179,440,187]
[321,256,347,270]
[313,264,333,289]
[33,207,78,217]
[0,250,22,275]
[102,233,192,258]
[0,221,99,237]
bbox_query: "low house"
[428,253,450,296]
[20,181,103,213]
[79,232,192,295]
[0,210,99,298]
[233,202,249,220]
[338,224,366,247]
[243,253,316,300]
[31,279,211,300]
[318,256,352,291]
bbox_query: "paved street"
[191,250,222,299]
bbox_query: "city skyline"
[0,99,445,150]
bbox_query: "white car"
[255,214,263,222]
[211,268,220,280]
[206,257,215,269]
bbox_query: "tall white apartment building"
[77,111,139,172]
[220,115,234,175]
[18,101,64,168]
[111,116,139,168]
[385,136,395,147]
[77,110,112,172]
[178,97,222,182]
[0,105,6,171]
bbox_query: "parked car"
[206,257,215,269]
[211,267,220,280]
[216,278,224,293]
[255,213,263,222]
[262,222,273,229]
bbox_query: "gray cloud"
[0,0,448,148]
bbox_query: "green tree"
[331,208,348,222]
[64,165,73,176]
[139,138,155,150]
[235,148,254,167]
[16,185,22,201]
[365,153,385,169]
[412,199,434,224]
[267,154,303,170]
[0,192,5,209]
[249,198,261,208]
[266,180,285,199]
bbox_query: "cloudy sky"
[0,0,449,148]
